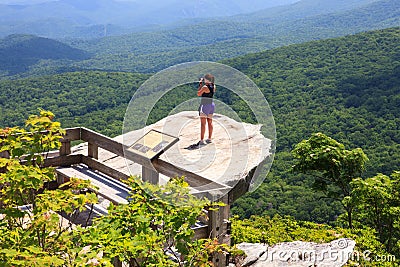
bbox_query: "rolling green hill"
[0,27,399,224]
[0,34,91,77]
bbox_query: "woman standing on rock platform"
[195,73,216,147]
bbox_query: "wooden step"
[56,164,131,205]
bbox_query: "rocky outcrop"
[120,111,272,187]
[233,238,356,267]
[72,111,272,199]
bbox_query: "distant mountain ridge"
[67,0,400,73]
[0,0,399,78]
[276,0,400,35]
[231,0,379,22]
[0,0,299,38]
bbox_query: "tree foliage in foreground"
[0,110,98,266]
[0,111,228,266]
[76,176,228,266]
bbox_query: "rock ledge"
[233,238,356,267]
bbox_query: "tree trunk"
[346,205,353,229]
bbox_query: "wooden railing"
[1,127,232,266]
[55,128,230,193]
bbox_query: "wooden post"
[0,151,10,159]
[142,166,159,185]
[0,151,9,174]
[58,128,80,180]
[56,171,69,186]
[59,140,71,168]
[112,257,122,267]
[208,194,230,267]
[60,141,71,156]
[88,142,98,160]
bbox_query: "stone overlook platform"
[66,111,271,200]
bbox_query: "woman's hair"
[204,73,215,84]
[204,73,216,92]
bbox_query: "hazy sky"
[0,0,58,3]
[0,0,52,3]
[0,0,137,3]
[0,0,300,5]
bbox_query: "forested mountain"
[269,0,400,38]
[67,0,400,73]
[0,0,299,38]
[0,0,398,78]
[1,27,399,224]
[0,34,90,77]
[232,0,379,22]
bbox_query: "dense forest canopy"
[0,71,148,137]
[225,27,400,221]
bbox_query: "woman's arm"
[197,85,210,96]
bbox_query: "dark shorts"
[199,102,215,116]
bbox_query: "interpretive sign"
[127,129,179,160]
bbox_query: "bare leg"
[200,116,207,141]
[207,117,213,139]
